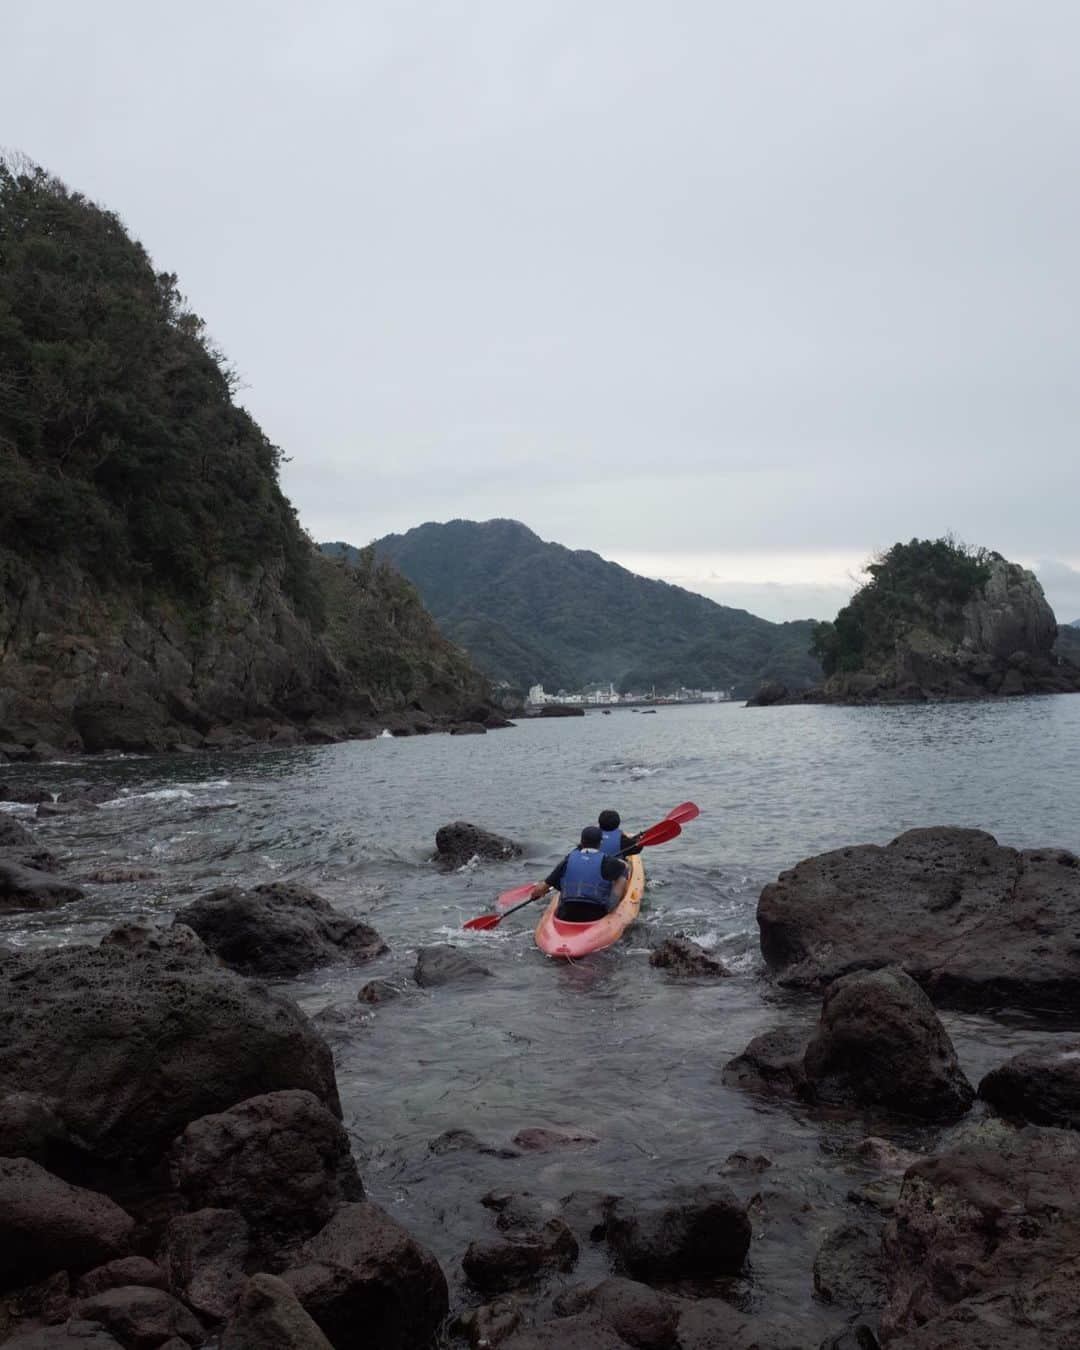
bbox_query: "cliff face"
[0,157,486,756]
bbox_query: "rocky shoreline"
[1,802,1078,1348]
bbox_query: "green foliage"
[0,154,319,616]
[814,536,994,676]
[324,521,823,697]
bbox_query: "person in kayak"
[528,825,629,922]
[597,809,642,858]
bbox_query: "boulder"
[813,1223,886,1309]
[0,815,36,848]
[746,680,788,707]
[170,1091,363,1240]
[433,822,522,869]
[76,1259,168,1298]
[174,883,386,978]
[758,827,1080,1011]
[0,861,84,914]
[0,943,340,1170]
[0,1158,135,1287]
[0,787,54,804]
[648,937,729,978]
[427,1128,517,1159]
[606,1184,751,1283]
[414,944,492,987]
[220,1274,334,1350]
[978,1043,1080,1129]
[453,1298,522,1349]
[553,1278,679,1348]
[537,705,584,717]
[75,1286,204,1347]
[502,1315,627,1349]
[511,1126,598,1152]
[802,967,974,1121]
[158,1209,251,1323]
[722,1026,807,1096]
[881,1125,1080,1340]
[2,1326,126,1349]
[462,1219,578,1294]
[357,980,402,1004]
[280,1201,448,1350]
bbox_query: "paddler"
[528,825,629,922]
[597,809,642,858]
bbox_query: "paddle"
[494,803,699,910]
[464,820,683,931]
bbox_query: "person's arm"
[620,830,643,857]
[531,857,566,901]
[602,856,630,901]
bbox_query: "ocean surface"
[3,696,1080,1333]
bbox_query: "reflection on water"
[2,696,1079,1326]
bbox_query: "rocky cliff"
[0,156,487,757]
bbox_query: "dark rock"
[674,1301,822,1349]
[511,1125,599,1152]
[2,1325,126,1348]
[83,869,159,885]
[0,943,340,1169]
[99,924,211,962]
[280,1200,448,1350]
[0,1157,135,1286]
[555,1278,679,1348]
[722,1026,807,1096]
[73,700,170,755]
[558,1190,619,1243]
[433,821,522,869]
[37,799,98,818]
[76,1259,168,1298]
[59,785,121,806]
[819,1329,880,1350]
[428,1128,518,1159]
[0,815,36,847]
[0,1092,70,1163]
[75,1286,204,1347]
[219,1273,334,1350]
[813,1223,886,1309]
[0,787,54,804]
[854,1137,922,1173]
[648,937,729,978]
[747,680,788,707]
[174,882,386,978]
[502,1313,626,1349]
[882,1125,1080,1340]
[158,1209,250,1323]
[454,1298,522,1349]
[170,1090,362,1241]
[463,1219,578,1294]
[480,1190,551,1231]
[758,826,1080,1011]
[537,705,585,717]
[978,1042,1080,1128]
[717,1151,773,1177]
[0,861,84,914]
[449,722,487,735]
[357,979,402,1004]
[414,944,493,987]
[607,1184,751,1283]
[802,967,974,1120]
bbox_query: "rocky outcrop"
[173,884,386,977]
[978,1043,1080,1129]
[746,679,788,707]
[757,827,1080,1011]
[648,936,729,978]
[433,822,522,869]
[802,967,974,1120]
[606,1185,751,1283]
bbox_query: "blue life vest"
[599,828,622,857]
[560,848,612,904]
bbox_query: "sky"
[5,1,1080,623]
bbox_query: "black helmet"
[580,825,603,848]
[598,810,620,831]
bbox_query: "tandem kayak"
[534,853,645,958]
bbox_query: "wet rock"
[537,705,585,718]
[722,1026,807,1096]
[512,1125,599,1152]
[414,944,493,987]
[819,1328,880,1350]
[558,1190,619,1243]
[433,821,523,869]
[854,1137,922,1172]
[813,1223,886,1309]
[717,1151,773,1177]
[449,722,488,734]
[0,786,54,804]
[648,937,730,978]
[555,1278,679,1348]
[881,1125,1080,1340]
[2,1325,126,1349]
[83,869,159,885]
[757,827,1080,1012]
[454,1298,522,1349]
[76,1259,168,1299]
[607,1184,751,1283]
[59,786,119,806]
[75,1286,204,1347]
[0,815,36,847]
[99,924,211,962]
[747,680,789,707]
[174,882,386,978]
[159,1209,251,1323]
[357,979,402,1004]
[802,967,974,1121]
[502,1313,626,1349]
[428,1128,518,1159]
[0,861,84,914]
[37,799,98,818]
[280,1200,448,1350]
[171,1090,362,1241]
[219,1274,334,1350]
[0,942,341,1170]
[675,1301,824,1349]
[0,1157,135,1286]
[978,1042,1080,1128]
[463,1219,578,1294]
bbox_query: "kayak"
[534,853,645,958]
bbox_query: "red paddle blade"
[463,913,501,931]
[636,819,681,849]
[665,801,700,825]
[496,882,535,911]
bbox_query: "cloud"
[1034,559,1080,625]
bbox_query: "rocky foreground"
[2,810,1080,1347]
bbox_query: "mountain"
[793,537,1080,703]
[0,155,487,755]
[322,520,822,698]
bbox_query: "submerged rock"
[757,827,1080,1011]
[414,944,493,987]
[802,967,974,1121]
[606,1184,751,1283]
[978,1043,1080,1129]
[512,1126,599,1152]
[462,1219,578,1294]
[433,821,522,869]
[174,882,386,977]
[0,860,84,914]
[648,936,730,978]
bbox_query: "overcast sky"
[5,1,1080,622]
